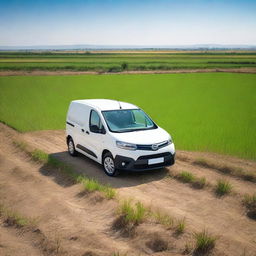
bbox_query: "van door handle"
[86,131,89,135]
[81,129,84,132]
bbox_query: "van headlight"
[116,141,137,151]
[168,136,173,145]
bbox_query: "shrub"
[215,179,232,196]
[194,229,217,254]
[108,66,122,72]
[121,62,128,70]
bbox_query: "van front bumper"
[114,152,175,171]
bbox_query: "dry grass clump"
[153,210,174,229]
[0,203,36,228]
[77,176,116,199]
[112,200,147,236]
[215,179,233,196]
[177,171,195,183]
[175,217,186,234]
[119,200,146,225]
[151,209,186,234]
[175,171,207,190]
[243,193,256,220]
[193,229,217,255]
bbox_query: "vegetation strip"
[170,170,237,197]
[193,158,256,183]
[13,141,116,199]
[1,52,256,72]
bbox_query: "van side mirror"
[100,126,106,134]
[90,125,106,134]
[90,125,100,133]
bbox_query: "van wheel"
[68,138,77,156]
[103,152,118,177]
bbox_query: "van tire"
[68,137,77,156]
[103,152,119,177]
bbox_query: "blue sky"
[0,0,256,46]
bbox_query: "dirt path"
[1,124,256,255]
[0,67,256,76]
[0,126,148,256]
[21,128,256,255]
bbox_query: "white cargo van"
[66,99,175,176]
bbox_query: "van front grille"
[136,140,169,151]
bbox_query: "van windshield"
[102,109,157,133]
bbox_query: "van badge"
[152,144,158,151]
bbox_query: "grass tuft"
[194,229,217,254]
[119,200,146,225]
[242,193,256,219]
[215,179,233,196]
[177,171,195,183]
[0,203,36,228]
[31,149,49,162]
[176,217,186,234]
[175,171,207,190]
[80,178,116,199]
[153,210,174,229]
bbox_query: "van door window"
[90,110,104,133]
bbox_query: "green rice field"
[0,52,256,71]
[0,73,255,160]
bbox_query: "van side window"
[90,110,104,133]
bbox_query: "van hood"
[111,127,170,145]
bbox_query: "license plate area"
[148,157,164,165]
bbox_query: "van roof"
[72,99,139,111]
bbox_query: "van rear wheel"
[68,137,77,156]
[103,152,118,176]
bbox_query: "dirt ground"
[0,123,256,256]
[0,67,256,76]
